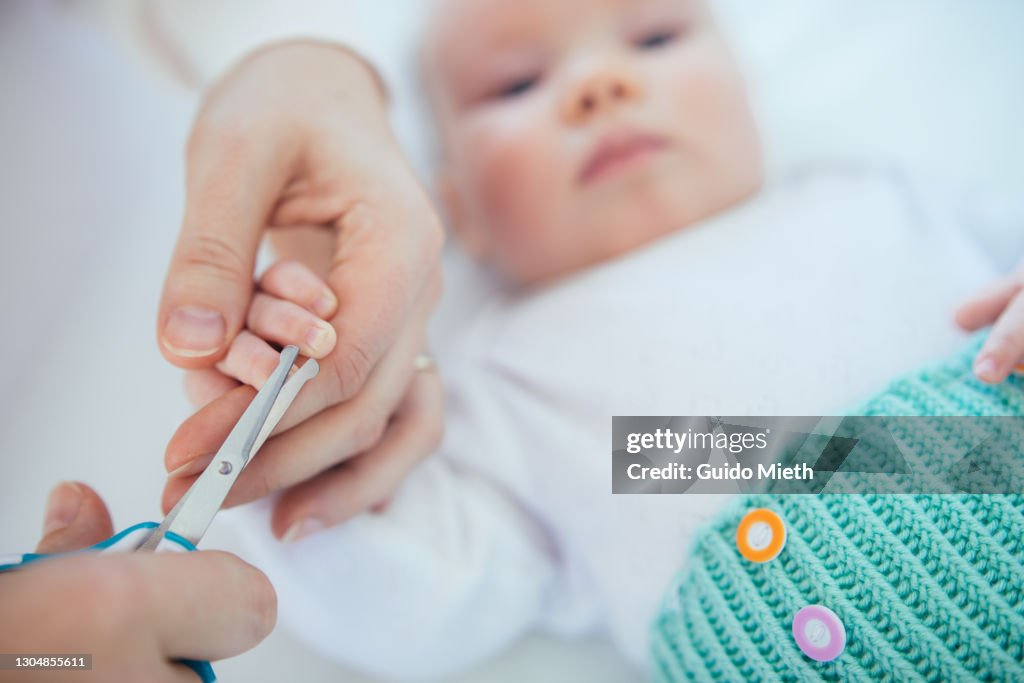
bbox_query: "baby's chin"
[483,219,683,289]
[476,239,619,290]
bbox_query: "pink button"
[792,605,846,662]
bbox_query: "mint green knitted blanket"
[651,338,1024,681]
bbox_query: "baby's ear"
[436,172,487,260]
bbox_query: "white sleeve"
[226,453,558,682]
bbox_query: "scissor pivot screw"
[218,461,233,475]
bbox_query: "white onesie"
[227,164,1022,680]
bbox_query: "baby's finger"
[974,292,1024,383]
[247,293,337,359]
[184,368,240,409]
[259,260,337,319]
[164,310,430,509]
[954,274,1021,332]
[215,330,285,389]
[272,370,444,541]
[210,326,427,507]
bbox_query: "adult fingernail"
[282,518,325,544]
[305,322,334,356]
[313,292,338,319]
[974,357,1000,383]
[168,454,212,478]
[43,482,83,536]
[162,307,226,358]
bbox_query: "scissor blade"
[137,346,302,551]
[217,344,300,471]
[251,357,319,455]
[147,453,241,549]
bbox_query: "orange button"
[736,508,787,563]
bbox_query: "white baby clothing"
[227,164,1022,680]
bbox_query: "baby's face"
[425,0,763,285]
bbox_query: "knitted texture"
[651,337,1024,682]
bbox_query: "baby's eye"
[495,74,541,99]
[634,27,682,50]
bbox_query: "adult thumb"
[36,482,115,554]
[158,119,291,369]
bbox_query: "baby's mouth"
[579,130,669,185]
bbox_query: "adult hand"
[0,482,275,682]
[164,332,445,541]
[156,42,445,536]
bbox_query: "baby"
[168,0,1024,679]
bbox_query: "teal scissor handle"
[0,522,215,682]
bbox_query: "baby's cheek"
[662,39,763,195]
[461,115,567,276]
[668,38,760,157]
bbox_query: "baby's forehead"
[420,0,524,94]
[422,0,526,61]
[425,0,525,36]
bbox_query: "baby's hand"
[184,260,338,408]
[955,272,1024,383]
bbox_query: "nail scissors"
[0,346,319,682]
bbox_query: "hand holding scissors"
[0,347,318,682]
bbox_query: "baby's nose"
[562,66,642,123]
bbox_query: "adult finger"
[315,191,444,405]
[184,368,240,410]
[158,109,295,368]
[36,482,115,554]
[974,292,1024,383]
[270,263,442,435]
[164,386,252,484]
[162,335,414,511]
[195,318,428,508]
[163,269,438,487]
[273,370,444,541]
[129,551,277,660]
[954,274,1021,331]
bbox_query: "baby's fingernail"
[282,518,325,544]
[43,482,83,536]
[162,307,226,358]
[313,292,338,318]
[305,322,334,356]
[974,357,1000,383]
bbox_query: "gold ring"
[414,354,437,372]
